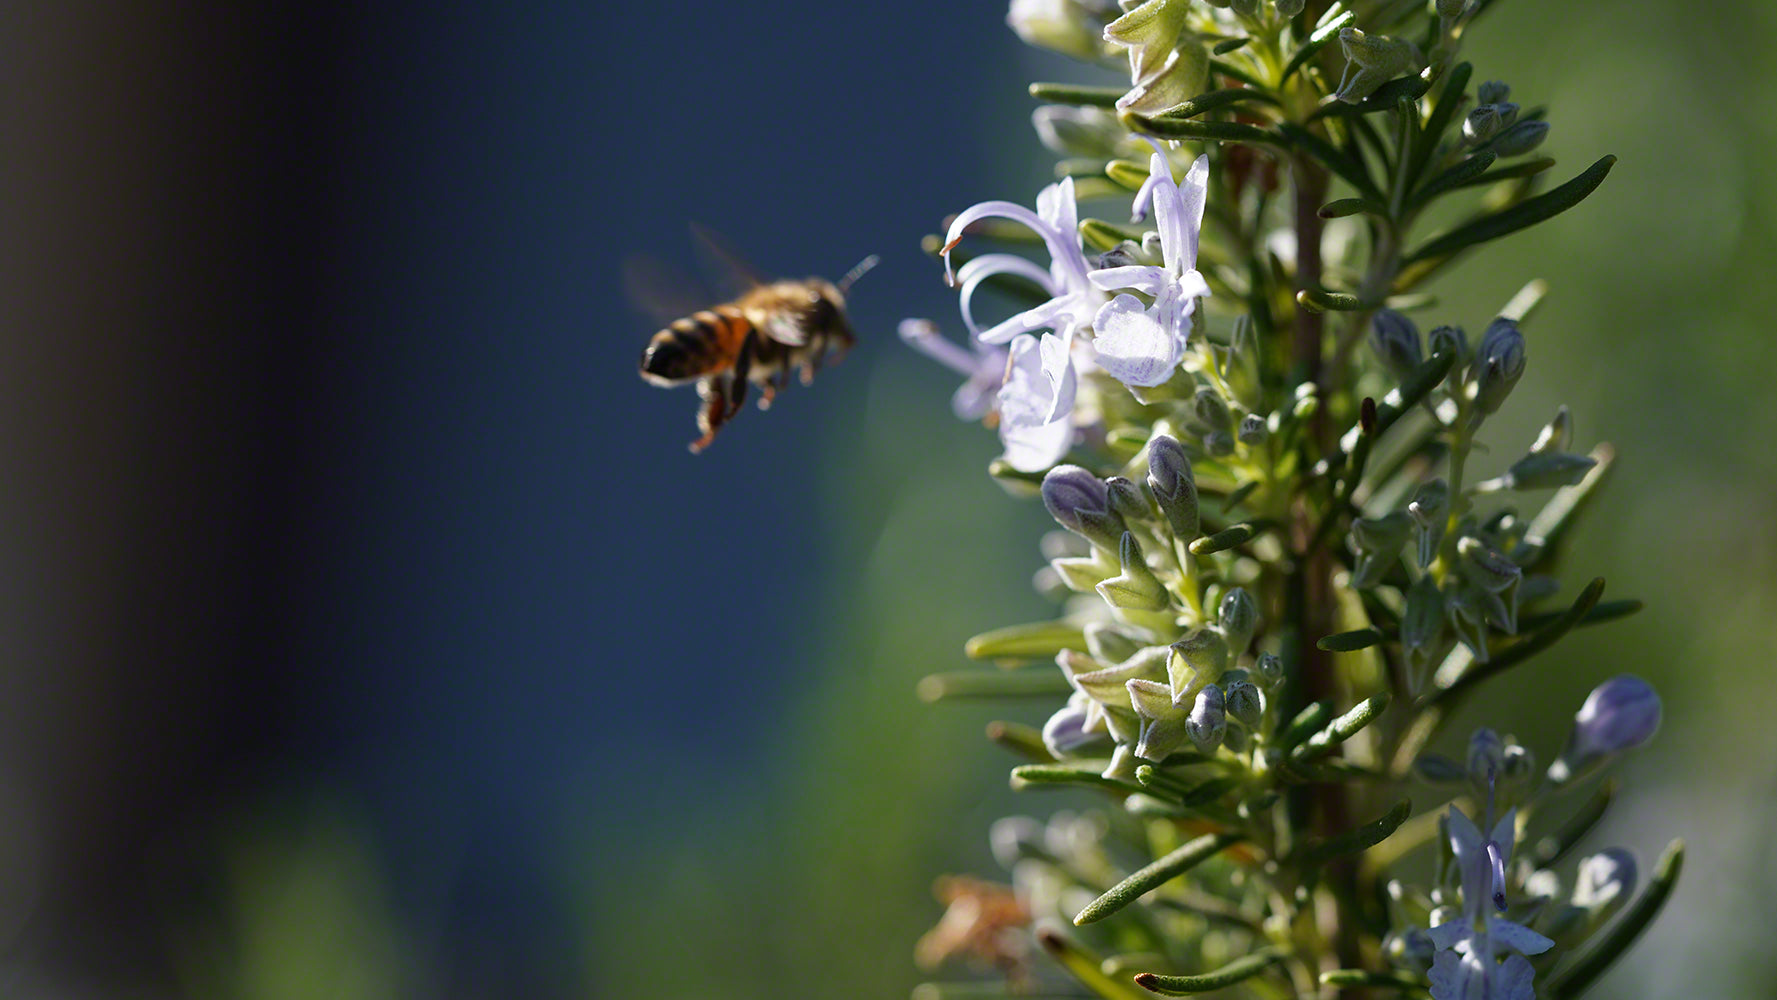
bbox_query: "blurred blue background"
[0,2,1773,998]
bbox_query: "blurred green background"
[0,2,1772,998]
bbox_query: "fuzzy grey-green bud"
[1407,479,1449,568]
[1457,535,1521,593]
[1194,386,1233,434]
[1473,317,1526,415]
[1105,476,1151,523]
[1218,587,1259,654]
[1370,309,1424,380]
[1146,434,1200,541]
[1254,651,1283,687]
[1476,80,1510,105]
[1401,573,1445,669]
[1097,532,1170,611]
[1204,430,1236,457]
[1350,511,1412,588]
[1230,0,1260,18]
[1273,0,1305,15]
[1238,413,1268,445]
[1224,679,1263,730]
[1492,119,1550,157]
[1463,106,1502,144]
[1084,622,1145,665]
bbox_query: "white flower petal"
[1039,330,1077,422]
[977,295,1071,345]
[898,318,979,377]
[1001,416,1072,472]
[1446,806,1485,858]
[956,253,1059,335]
[1092,293,1179,387]
[1088,263,1169,296]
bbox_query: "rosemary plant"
[901,2,1678,997]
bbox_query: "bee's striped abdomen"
[638,305,751,385]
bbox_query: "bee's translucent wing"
[621,254,713,327]
[689,223,768,299]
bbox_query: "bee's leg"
[758,374,778,410]
[799,330,824,386]
[726,329,759,418]
[690,376,729,453]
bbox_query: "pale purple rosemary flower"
[1428,806,1553,1000]
[939,178,1107,471]
[897,319,1006,422]
[1549,674,1662,782]
[1087,141,1211,387]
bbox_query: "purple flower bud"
[1224,679,1263,729]
[1042,700,1103,758]
[1467,727,1505,787]
[1473,317,1526,416]
[1550,675,1662,781]
[1104,476,1150,523]
[1042,465,1124,550]
[1370,309,1424,379]
[1146,435,1199,541]
[1186,684,1226,753]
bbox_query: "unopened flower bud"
[1230,0,1260,19]
[1238,413,1268,445]
[1008,0,1104,61]
[1274,0,1305,16]
[1401,573,1445,669]
[1224,679,1263,729]
[1219,587,1260,654]
[1096,241,1142,270]
[1168,628,1230,702]
[1105,476,1151,523]
[1350,511,1411,588]
[1204,430,1235,457]
[1370,309,1424,380]
[1408,479,1449,568]
[1497,451,1597,491]
[1186,684,1227,753]
[1097,532,1170,611]
[1572,848,1637,910]
[1463,106,1502,144]
[1194,386,1233,434]
[1477,81,1510,105]
[1428,324,1467,365]
[1043,699,1103,758]
[1084,622,1144,665]
[1128,678,1189,762]
[1473,317,1526,416]
[1550,675,1662,781]
[1494,102,1521,127]
[1531,405,1573,454]
[1467,727,1505,786]
[1254,651,1283,687]
[1457,535,1521,593]
[1147,434,1200,541]
[1492,119,1550,157]
[1043,465,1126,550]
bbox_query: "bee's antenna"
[837,254,881,296]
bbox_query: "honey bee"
[634,237,878,453]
